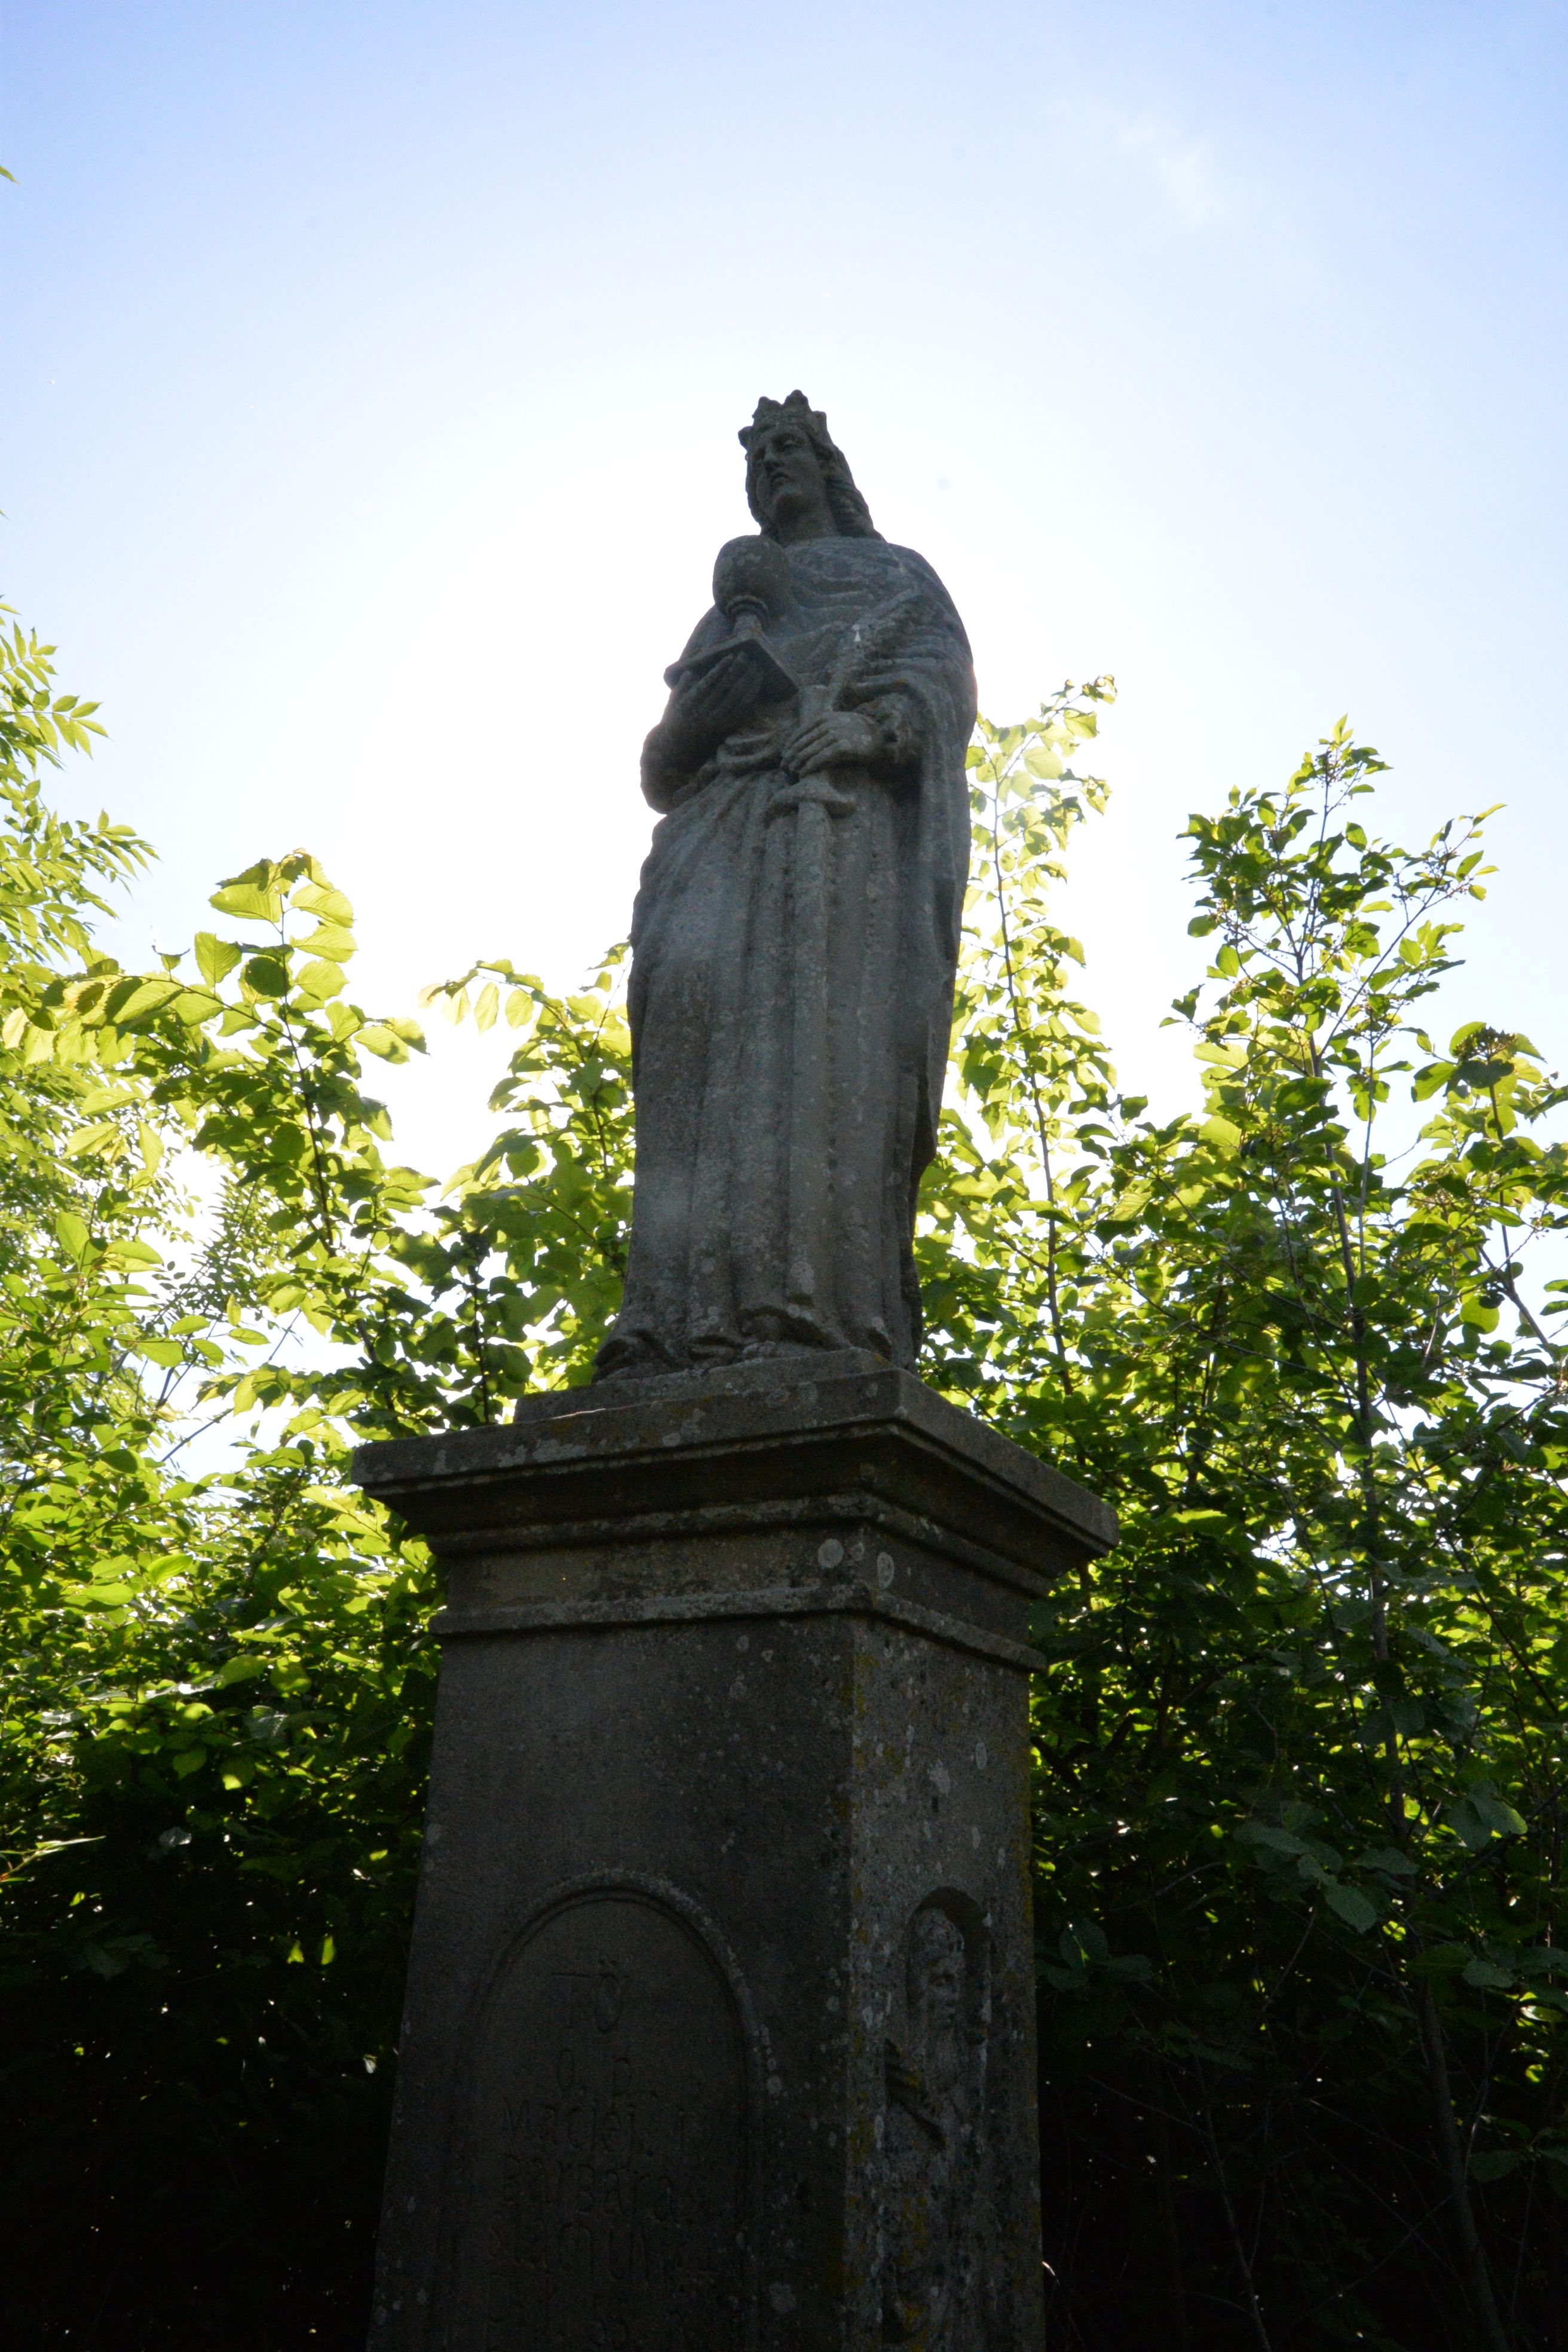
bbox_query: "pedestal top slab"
[353,1351,1116,1592]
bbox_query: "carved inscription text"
[459,1889,749,2352]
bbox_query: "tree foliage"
[0,608,1561,2349]
[931,702,1566,2351]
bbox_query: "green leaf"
[64,1120,123,1159]
[210,862,283,922]
[213,1655,268,1688]
[358,1023,409,1062]
[1358,1846,1419,1876]
[1448,1799,1497,1851]
[293,958,347,1002]
[242,954,290,999]
[108,1238,163,1268]
[1321,1881,1378,1933]
[111,978,180,1025]
[1061,1918,1109,1965]
[171,990,223,1024]
[294,923,355,961]
[1471,1792,1527,1838]
[292,881,354,924]
[54,1211,92,1263]
[1239,1823,1305,1857]
[194,932,243,987]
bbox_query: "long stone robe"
[596,532,975,1378]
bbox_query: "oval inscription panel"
[458,1889,749,2352]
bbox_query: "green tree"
[923,703,1566,2350]
[1,600,1562,2348]
[0,613,635,2342]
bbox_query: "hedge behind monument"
[0,616,1562,2351]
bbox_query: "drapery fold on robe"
[596,534,975,1379]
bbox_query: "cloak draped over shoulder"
[595,533,975,1379]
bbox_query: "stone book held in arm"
[356,394,1114,2352]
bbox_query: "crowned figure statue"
[595,393,976,1380]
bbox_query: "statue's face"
[911,1917,964,2031]
[922,1943,963,2028]
[754,421,835,540]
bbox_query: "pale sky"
[5,2,1566,1178]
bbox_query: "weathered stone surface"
[358,1355,1114,2350]
[596,391,976,1381]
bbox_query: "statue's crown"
[737,388,823,451]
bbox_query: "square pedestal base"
[356,1353,1113,2352]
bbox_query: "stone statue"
[594,391,976,1382]
[881,1903,990,2351]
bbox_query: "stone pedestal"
[356,1352,1113,2352]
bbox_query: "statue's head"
[739,391,880,544]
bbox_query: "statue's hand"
[783,709,881,776]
